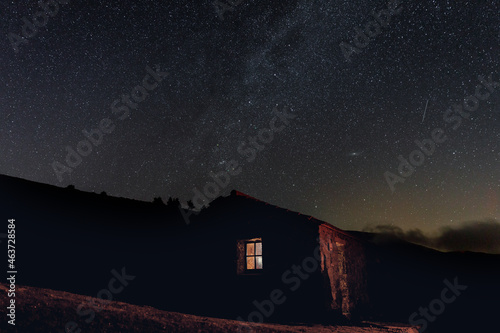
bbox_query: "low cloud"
[363,219,500,254]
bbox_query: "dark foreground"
[0,283,417,333]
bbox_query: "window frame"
[244,238,263,272]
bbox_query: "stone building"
[171,190,370,323]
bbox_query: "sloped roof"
[228,190,361,241]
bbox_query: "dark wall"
[172,194,328,324]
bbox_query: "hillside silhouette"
[1,174,499,332]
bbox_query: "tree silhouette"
[153,197,165,206]
[166,197,181,208]
[187,200,195,210]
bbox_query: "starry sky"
[1,0,499,234]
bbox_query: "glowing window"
[245,239,263,270]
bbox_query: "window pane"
[256,256,263,269]
[247,256,255,269]
[255,242,262,255]
[246,243,255,256]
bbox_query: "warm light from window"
[246,240,263,270]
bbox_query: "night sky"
[1,0,499,235]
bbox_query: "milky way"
[1,0,499,231]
